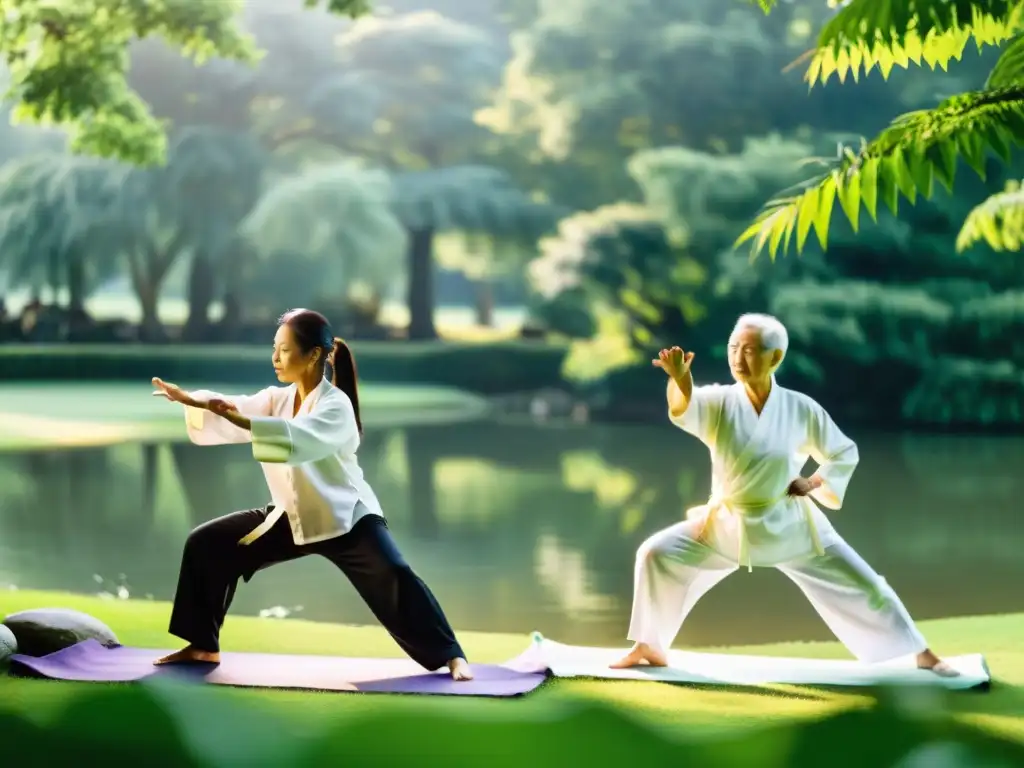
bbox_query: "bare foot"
[154,646,220,666]
[917,649,959,677]
[609,642,668,669]
[448,657,473,681]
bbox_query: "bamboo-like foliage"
[749,0,1021,83]
[957,179,1024,251]
[737,0,1024,259]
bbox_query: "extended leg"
[612,518,736,668]
[159,506,301,663]
[317,514,470,679]
[778,537,958,675]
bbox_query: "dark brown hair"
[278,308,362,434]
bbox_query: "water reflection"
[0,421,1022,649]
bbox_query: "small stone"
[2,608,119,657]
[0,623,16,665]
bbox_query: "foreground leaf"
[737,85,1024,260]
[807,0,1023,86]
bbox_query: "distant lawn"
[0,382,490,451]
[1,589,1021,744]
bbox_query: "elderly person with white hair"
[611,313,957,676]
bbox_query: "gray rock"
[0,623,16,665]
[2,608,119,657]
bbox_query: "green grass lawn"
[1,589,1021,744]
[0,382,490,450]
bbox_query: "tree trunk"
[126,245,180,343]
[474,277,494,327]
[219,289,242,341]
[406,226,437,340]
[46,248,61,304]
[136,280,164,342]
[66,257,86,313]
[182,252,215,342]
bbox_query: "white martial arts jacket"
[183,377,384,546]
[673,376,859,570]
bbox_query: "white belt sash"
[238,507,286,545]
[690,493,825,572]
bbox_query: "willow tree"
[738,0,1024,258]
[0,153,126,312]
[240,162,407,320]
[161,128,266,339]
[0,0,371,166]
[102,127,266,339]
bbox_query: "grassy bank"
[0,382,490,450]
[1,590,1021,744]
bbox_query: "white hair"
[732,313,789,358]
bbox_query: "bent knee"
[365,556,414,581]
[184,519,229,554]
[636,531,703,570]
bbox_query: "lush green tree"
[0,153,124,311]
[106,127,266,339]
[240,162,407,318]
[530,135,816,381]
[738,0,1024,260]
[483,0,949,210]
[0,72,64,165]
[0,0,372,166]
[250,10,558,338]
[267,11,501,164]
[124,1,353,139]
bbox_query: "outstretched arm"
[184,388,275,445]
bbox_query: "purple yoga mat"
[9,639,548,697]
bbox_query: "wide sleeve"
[803,398,859,510]
[669,383,728,446]
[184,388,275,446]
[248,398,358,465]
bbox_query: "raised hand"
[652,347,694,380]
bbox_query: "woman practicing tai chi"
[151,308,472,681]
[611,313,957,677]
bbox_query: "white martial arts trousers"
[626,519,928,663]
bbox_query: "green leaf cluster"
[735,0,1024,259]
[0,0,372,166]
[737,25,1024,260]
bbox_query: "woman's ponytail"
[330,337,362,434]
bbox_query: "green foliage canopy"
[0,152,125,304]
[241,162,407,297]
[0,0,371,166]
[738,0,1024,259]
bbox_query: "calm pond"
[0,418,1020,649]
